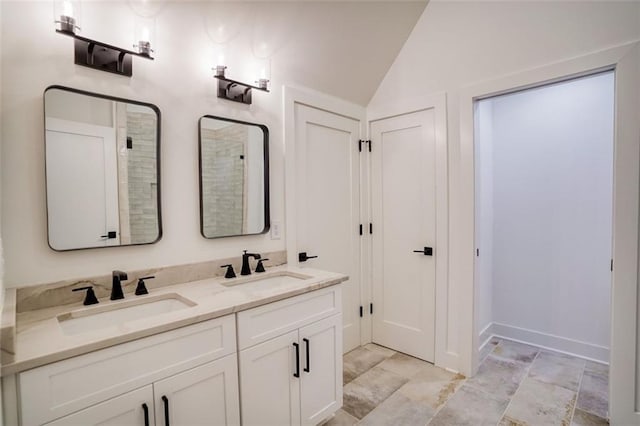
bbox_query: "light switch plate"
[270,221,281,240]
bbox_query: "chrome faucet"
[241,250,261,276]
[111,270,128,300]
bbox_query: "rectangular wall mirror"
[199,116,269,239]
[44,86,162,251]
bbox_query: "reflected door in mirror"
[44,86,162,251]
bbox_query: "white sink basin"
[57,294,196,335]
[220,271,312,287]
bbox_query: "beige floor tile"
[492,339,539,364]
[322,409,359,426]
[466,355,528,400]
[342,365,409,419]
[363,343,396,358]
[571,408,609,425]
[428,384,509,426]
[343,346,387,385]
[584,361,609,375]
[480,339,499,363]
[397,365,464,410]
[377,352,432,379]
[529,351,585,391]
[502,377,576,425]
[577,370,609,419]
[360,391,435,426]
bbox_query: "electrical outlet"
[270,221,281,240]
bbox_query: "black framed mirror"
[44,86,162,251]
[199,115,269,239]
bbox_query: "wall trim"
[478,322,493,351]
[479,322,609,364]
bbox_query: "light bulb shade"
[254,58,271,88]
[54,0,82,33]
[134,16,156,56]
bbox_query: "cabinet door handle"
[303,338,310,372]
[161,395,170,426]
[142,403,150,426]
[293,342,300,378]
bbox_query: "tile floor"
[326,338,609,425]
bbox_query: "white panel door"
[299,314,343,425]
[239,330,301,426]
[45,117,119,249]
[44,385,154,426]
[153,355,240,426]
[294,103,361,353]
[370,110,437,362]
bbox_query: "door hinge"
[611,258,613,271]
[359,306,364,318]
[369,223,373,234]
[366,139,372,152]
[370,303,373,314]
[359,224,363,235]
[358,139,364,152]
[476,248,479,257]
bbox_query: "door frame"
[283,85,368,346]
[458,42,640,423]
[367,93,450,368]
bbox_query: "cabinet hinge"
[359,306,364,317]
[369,223,373,234]
[359,224,363,235]
[476,248,479,257]
[370,303,373,314]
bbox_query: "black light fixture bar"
[57,30,153,77]
[214,75,269,105]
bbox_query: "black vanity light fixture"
[213,62,270,105]
[54,0,154,77]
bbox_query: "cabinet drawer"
[237,286,341,350]
[20,315,236,426]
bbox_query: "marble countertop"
[2,266,347,376]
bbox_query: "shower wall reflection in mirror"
[199,116,269,239]
[44,86,162,251]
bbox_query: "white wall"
[474,101,493,342]
[368,0,640,373]
[478,72,614,361]
[1,1,291,287]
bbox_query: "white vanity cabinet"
[19,315,239,426]
[238,286,343,426]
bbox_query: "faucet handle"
[255,259,269,273]
[135,276,154,295]
[221,264,236,279]
[73,286,99,305]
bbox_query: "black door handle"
[161,395,170,426]
[303,338,310,372]
[293,342,300,377]
[298,252,318,262]
[100,231,117,239]
[142,403,150,426]
[413,247,433,256]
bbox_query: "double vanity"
[2,262,347,426]
[2,65,344,426]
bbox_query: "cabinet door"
[239,330,301,426]
[45,385,153,426]
[299,314,343,425]
[153,355,240,426]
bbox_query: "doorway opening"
[474,71,614,416]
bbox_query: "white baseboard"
[479,322,609,364]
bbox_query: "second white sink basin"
[57,294,196,336]
[220,271,312,287]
